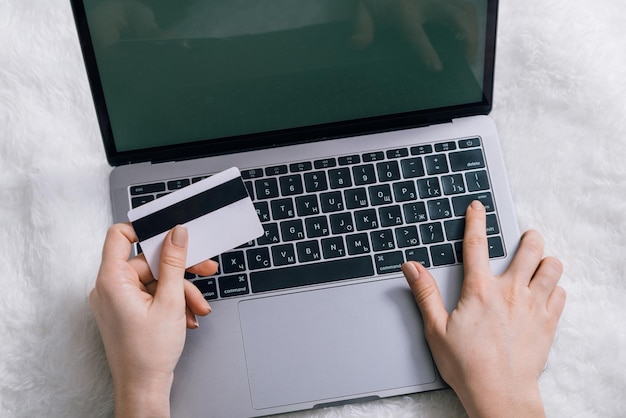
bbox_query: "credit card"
[127,167,264,279]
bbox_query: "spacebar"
[250,256,375,293]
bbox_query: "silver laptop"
[70,0,520,416]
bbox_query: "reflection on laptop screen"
[83,0,489,152]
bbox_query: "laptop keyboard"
[129,137,504,300]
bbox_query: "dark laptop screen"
[74,0,495,163]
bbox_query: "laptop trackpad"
[238,279,436,410]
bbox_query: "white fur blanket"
[1,0,625,417]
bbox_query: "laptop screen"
[74,0,495,164]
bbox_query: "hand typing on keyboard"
[402,201,566,418]
[89,202,564,417]
[89,223,217,417]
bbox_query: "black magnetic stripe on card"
[132,177,249,242]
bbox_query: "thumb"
[155,225,188,309]
[401,261,448,335]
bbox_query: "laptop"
[70,0,520,416]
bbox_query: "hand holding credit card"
[127,167,264,279]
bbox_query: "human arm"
[401,201,567,418]
[89,223,218,418]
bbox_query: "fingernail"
[205,300,212,314]
[470,200,484,211]
[193,318,199,329]
[401,261,420,281]
[171,225,188,248]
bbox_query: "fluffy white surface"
[1,0,625,417]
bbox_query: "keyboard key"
[290,162,312,172]
[395,226,420,248]
[296,240,322,262]
[445,214,500,241]
[330,212,354,234]
[304,171,328,192]
[329,168,353,189]
[222,251,246,273]
[430,244,456,266]
[271,244,297,266]
[280,219,305,241]
[279,174,303,196]
[400,157,425,178]
[376,161,401,182]
[465,170,490,192]
[427,198,453,220]
[241,168,263,179]
[379,205,403,227]
[354,209,379,230]
[403,202,428,223]
[449,149,485,172]
[441,174,466,195]
[417,177,442,198]
[338,155,360,165]
[435,141,457,152]
[314,158,337,169]
[369,184,393,205]
[444,219,465,241]
[420,222,445,244]
[295,195,321,216]
[344,187,369,209]
[271,198,295,220]
[405,247,430,267]
[258,223,280,245]
[254,201,271,222]
[168,179,190,190]
[374,251,404,274]
[488,236,505,258]
[352,164,377,185]
[320,191,344,212]
[192,176,209,183]
[321,237,346,259]
[247,248,272,270]
[250,255,375,293]
[425,154,449,175]
[410,145,433,155]
[219,274,250,298]
[455,241,464,262]
[386,148,409,159]
[130,182,165,195]
[255,178,279,199]
[393,181,418,202]
[371,229,395,251]
[305,216,330,238]
[131,195,154,208]
[451,192,495,216]
[362,151,385,162]
[458,137,481,148]
[265,165,288,176]
[192,278,218,300]
[346,233,371,254]
[486,214,500,235]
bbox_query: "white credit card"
[127,167,264,279]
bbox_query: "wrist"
[454,380,545,418]
[113,373,173,418]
